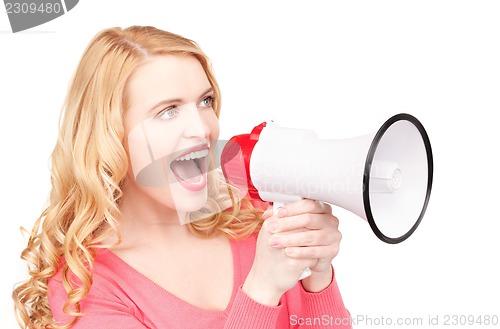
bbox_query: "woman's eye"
[157,107,179,120]
[200,96,214,108]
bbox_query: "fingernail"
[278,208,287,217]
[269,237,281,247]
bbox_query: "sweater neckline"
[99,237,242,318]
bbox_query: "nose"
[182,103,211,139]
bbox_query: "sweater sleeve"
[287,266,352,329]
[223,268,351,329]
[223,286,283,329]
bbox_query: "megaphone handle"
[272,201,312,280]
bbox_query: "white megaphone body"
[220,113,433,246]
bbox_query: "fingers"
[284,244,340,260]
[269,228,342,261]
[265,208,338,234]
[269,228,342,249]
[277,199,331,217]
[261,199,341,264]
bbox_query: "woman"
[13,26,351,329]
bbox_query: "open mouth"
[169,145,209,192]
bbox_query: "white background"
[1,1,499,328]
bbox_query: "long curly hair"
[12,26,264,329]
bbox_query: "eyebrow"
[148,87,214,114]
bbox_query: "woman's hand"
[265,199,342,293]
[242,199,342,305]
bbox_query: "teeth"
[174,149,209,161]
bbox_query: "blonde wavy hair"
[12,26,264,329]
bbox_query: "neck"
[111,180,196,252]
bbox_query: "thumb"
[311,259,333,273]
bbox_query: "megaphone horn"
[221,113,433,244]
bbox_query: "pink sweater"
[48,235,352,328]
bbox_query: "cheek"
[145,123,181,161]
[126,121,181,188]
[208,111,220,140]
[126,123,154,179]
[127,120,183,173]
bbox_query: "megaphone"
[221,113,433,244]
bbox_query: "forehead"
[125,55,210,109]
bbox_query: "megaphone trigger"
[272,201,284,216]
[299,268,313,280]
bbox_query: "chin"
[169,182,209,214]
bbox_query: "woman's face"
[124,55,220,219]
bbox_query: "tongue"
[171,159,202,183]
